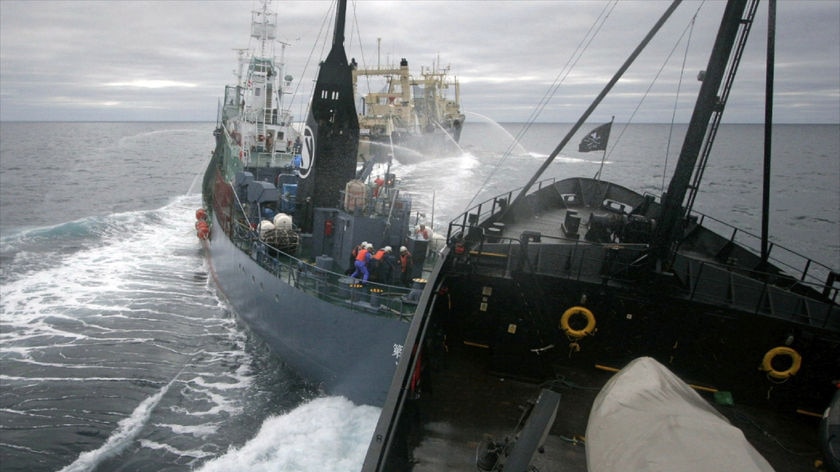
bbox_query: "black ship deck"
[402,342,825,471]
[383,176,838,471]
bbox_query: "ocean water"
[1,121,838,471]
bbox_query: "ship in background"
[353,49,465,164]
[200,0,432,407]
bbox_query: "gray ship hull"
[203,212,410,406]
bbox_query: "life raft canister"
[560,306,596,339]
[195,220,210,240]
[195,209,210,240]
[760,346,802,380]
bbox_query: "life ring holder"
[760,346,802,380]
[560,306,596,339]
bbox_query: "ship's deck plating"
[401,343,823,471]
[493,205,592,243]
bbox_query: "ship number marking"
[392,344,403,364]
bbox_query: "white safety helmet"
[400,246,408,253]
[384,246,392,252]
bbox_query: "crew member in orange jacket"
[399,246,413,286]
[351,242,373,282]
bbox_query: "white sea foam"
[138,438,216,460]
[154,422,220,438]
[2,194,258,470]
[0,195,212,367]
[172,385,244,418]
[58,373,181,472]
[1,196,202,323]
[196,396,380,472]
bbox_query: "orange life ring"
[560,306,596,339]
[760,346,802,380]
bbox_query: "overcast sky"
[1,0,838,123]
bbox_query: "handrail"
[689,211,837,297]
[467,234,836,329]
[250,237,416,318]
[446,177,838,304]
[225,181,415,319]
[446,177,559,241]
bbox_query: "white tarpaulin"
[586,357,774,472]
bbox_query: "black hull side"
[440,269,839,413]
[364,243,835,471]
[203,210,409,406]
[424,176,839,413]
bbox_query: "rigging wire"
[462,0,619,212]
[685,0,761,216]
[596,1,706,184]
[348,0,375,95]
[287,0,337,129]
[348,0,398,180]
[663,3,702,193]
[597,0,705,185]
[517,1,618,138]
[349,1,401,105]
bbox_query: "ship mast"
[295,0,360,230]
[653,0,756,262]
[252,0,276,58]
[760,0,776,265]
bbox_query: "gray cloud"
[1,0,837,123]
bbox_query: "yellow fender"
[560,306,596,339]
[760,346,802,380]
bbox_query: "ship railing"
[467,232,838,330]
[219,123,245,177]
[445,179,837,329]
[245,237,416,319]
[445,177,559,242]
[687,210,838,304]
[249,150,294,168]
[229,212,403,318]
[470,233,650,280]
[339,186,414,219]
[446,177,837,304]
[226,190,415,318]
[671,253,839,330]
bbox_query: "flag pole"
[594,115,614,181]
